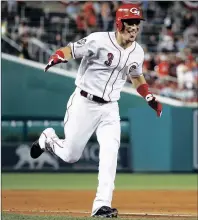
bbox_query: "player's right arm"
[44,34,97,72]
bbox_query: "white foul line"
[3,209,197,218]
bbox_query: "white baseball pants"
[39,87,121,215]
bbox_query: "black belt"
[80,90,109,104]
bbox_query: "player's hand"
[146,94,162,117]
[44,51,67,72]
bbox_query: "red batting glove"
[137,84,162,117]
[44,50,68,72]
[145,94,162,117]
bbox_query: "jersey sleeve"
[68,33,97,59]
[128,61,143,77]
[128,48,144,77]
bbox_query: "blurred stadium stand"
[1,118,130,144]
[1,1,198,103]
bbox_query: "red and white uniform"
[70,32,144,101]
[39,32,144,215]
[37,3,162,217]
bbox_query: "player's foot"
[92,206,118,218]
[30,139,55,159]
[30,140,44,159]
[30,128,56,159]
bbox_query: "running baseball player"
[30,3,162,218]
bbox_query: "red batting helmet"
[116,4,145,31]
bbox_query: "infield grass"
[2,213,198,220]
[2,173,197,190]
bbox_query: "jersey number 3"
[104,53,114,66]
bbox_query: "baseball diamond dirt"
[2,190,197,218]
[2,174,197,219]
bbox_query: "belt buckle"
[87,93,93,101]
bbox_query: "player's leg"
[31,89,100,163]
[92,102,120,217]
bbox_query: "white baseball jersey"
[69,32,144,101]
[39,31,145,216]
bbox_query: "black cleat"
[30,140,44,159]
[93,206,118,218]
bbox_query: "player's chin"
[128,37,135,43]
[129,36,136,41]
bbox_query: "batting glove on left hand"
[145,94,162,117]
[44,50,67,72]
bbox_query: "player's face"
[121,20,140,43]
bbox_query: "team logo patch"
[129,62,138,73]
[77,38,87,45]
[130,8,140,16]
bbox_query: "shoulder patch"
[77,38,87,45]
[129,62,138,73]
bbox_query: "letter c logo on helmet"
[130,8,140,16]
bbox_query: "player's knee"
[62,152,81,163]
[60,141,83,163]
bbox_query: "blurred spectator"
[145,1,156,22]
[55,33,64,48]
[158,35,175,52]
[181,12,195,31]
[169,54,177,78]
[175,36,187,52]
[1,20,8,36]
[157,1,174,10]
[82,2,97,33]
[164,14,174,30]
[100,2,112,31]
[184,70,195,90]
[143,52,152,73]
[93,2,101,15]
[65,1,79,20]
[176,58,189,89]
[75,9,87,39]
[155,54,170,78]
[183,21,198,52]
[19,40,31,60]
[7,0,17,15]
[185,53,196,70]
[18,20,29,37]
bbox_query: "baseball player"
[30,3,162,218]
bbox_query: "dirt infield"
[2,190,197,218]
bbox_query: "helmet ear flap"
[120,20,124,31]
[116,19,124,32]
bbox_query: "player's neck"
[115,32,133,49]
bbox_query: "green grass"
[2,213,198,220]
[2,173,197,190]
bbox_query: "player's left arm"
[129,74,163,117]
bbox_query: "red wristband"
[55,50,65,59]
[137,84,151,98]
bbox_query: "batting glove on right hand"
[146,94,163,117]
[44,50,68,72]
